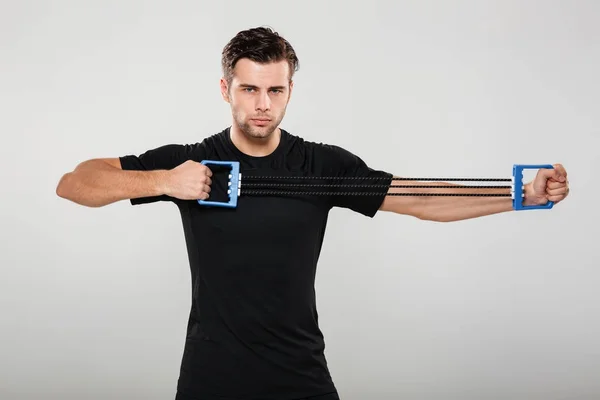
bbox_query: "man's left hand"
[524,163,570,206]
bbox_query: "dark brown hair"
[221,26,299,83]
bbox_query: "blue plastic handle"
[197,160,240,208]
[512,164,554,210]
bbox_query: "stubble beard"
[239,120,274,139]
[234,109,284,141]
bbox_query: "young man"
[56,27,569,400]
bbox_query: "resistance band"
[196,161,555,211]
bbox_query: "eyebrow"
[239,83,287,90]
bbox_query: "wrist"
[151,170,172,196]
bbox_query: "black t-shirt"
[119,127,393,400]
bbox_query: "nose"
[255,91,271,112]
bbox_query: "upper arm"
[313,143,393,217]
[71,157,123,172]
[71,147,191,174]
[104,158,122,169]
[119,143,203,172]
[118,142,207,205]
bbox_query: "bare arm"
[56,157,213,207]
[380,164,569,222]
[55,158,169,207]
[379,179,519,222]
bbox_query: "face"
[220,58,293,140]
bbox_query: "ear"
[288,80,294,101]
[220,78,230,103]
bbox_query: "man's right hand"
[164,160,213,200]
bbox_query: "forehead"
[231,58,290,86]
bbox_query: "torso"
[175,128,338,399]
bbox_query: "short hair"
[221,26,299,83]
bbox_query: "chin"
[244,125,276,139]
[248,130,272,139]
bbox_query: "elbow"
[413,202,454,223]
[410,203,440,222]
[417,214,449,223]
[56,170,110,208]
[56,172,88,205]
[56,173,72,199]
[385,199,455,223]
[56,159,95,199]
[415,210,452,223]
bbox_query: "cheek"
[235,95,253,107]
[231,98,248,113]
[275,94,290,106]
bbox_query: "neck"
[229,123,281,157]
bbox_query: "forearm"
[417,182,514,222]
[56,159,168,207]
[385,180,533,222]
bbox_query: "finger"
[546,181,564,190]
[547,194,565,203]
[539,168,558,180]
[553,163,567,178]
[546,187,568,196]
[203,184,211,194]
[204,167,213,177]
[550,164,567,182]
[199,174,213,185]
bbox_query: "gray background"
[1,1,599,399]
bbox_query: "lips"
[251,118,271,126]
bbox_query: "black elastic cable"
[239,175,514,197]
[241,183,511,189]
[243,176,511,182]
[240,190,511,197]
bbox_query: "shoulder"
[197,129,229,151]
[283,130,367,173]
[158,128,230,158]
[180,129,229,158]
[281,130,392,216]
[119,129,227,171]
[282,129,355,158]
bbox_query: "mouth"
[250,118,271,126]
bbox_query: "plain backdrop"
[1,1,599,399]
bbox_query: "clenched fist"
[164,160,213,200]
[524,163,570,206]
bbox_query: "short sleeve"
[119,142,206,205]
[316,144,393,217]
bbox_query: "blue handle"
[512,164,554,210]
[197,160,240,208]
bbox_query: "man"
[56,27,569,400]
